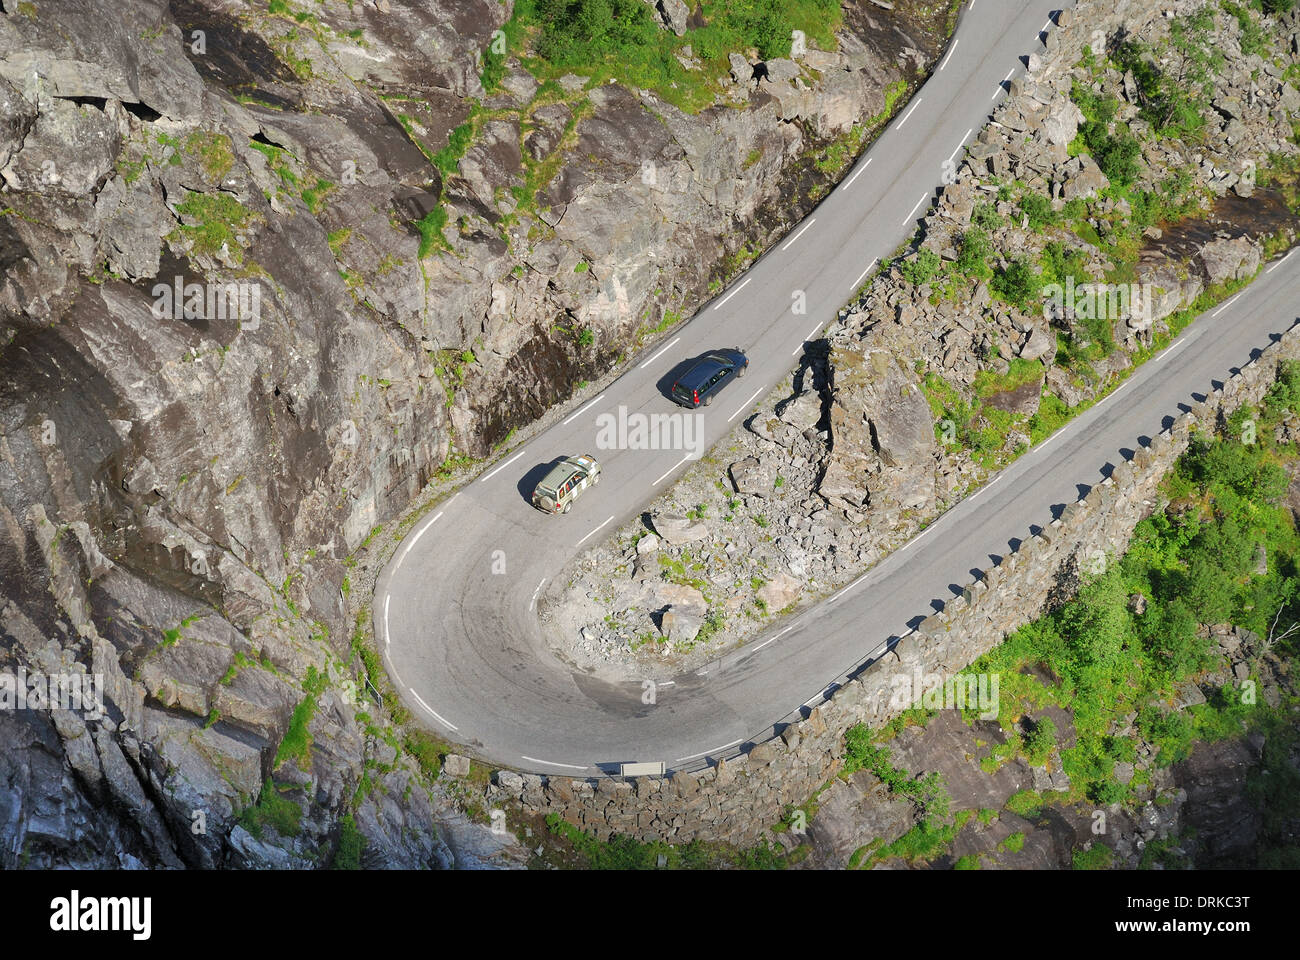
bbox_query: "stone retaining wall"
[483,322,1300,845]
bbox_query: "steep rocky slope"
[0,0,952,866]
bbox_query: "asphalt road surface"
[375,0,1300,775]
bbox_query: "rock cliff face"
[0,0,951,866]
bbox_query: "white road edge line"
[575,515,614,547]
[674,739,742,764]
[520,755,587,771]
[896,99,922,129]
[940,39,958,70]
[752,625,792,653]
[1211,293,1242,318]
[399,510,443,564]
[902,192,928,226]
[529,577,546,611]
[653,455,690,485]
[480,450,526,484]
[851,257,879,291]
[712,277,751,310]
[947,130,972,164]
[729,388,764,423]
[1267,248,1297,273]
[383,595,391,648]
[410,689,458,731]
[639,336,681,369]
[781,218,817,251]
[562,392,607,425]
[804,688,831,708]
[829,575,867,604]
[843,157,873,189]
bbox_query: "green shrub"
[900,248,942,286]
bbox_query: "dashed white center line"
[902,192,928,226]
[575,515,614,547]
[520,755,588,771]
[639,336,681,369]
[1267,248,1297,273]
[947,130,972,164]
[1212,293,1242,318]
[851,257,879,292]
[480,450,526,484]
[712,276,751,311]
[410,689,458,731]
[729,388,764,423]
[561,392,607,425]
[653,455,691,485]
[674,739,742,764]
[896,98,922,129]
[940,39,958,70]
[781,218,816,251]
[843,157,873,189]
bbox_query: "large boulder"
[659,607,702,644]
[729,456,777,496]
[1042,94,1084,147]
[757,572,802,611]
[650,513,707,545]
[1062,154,1109,200]
[1200,237,1261,286]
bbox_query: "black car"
[670,348,748,408]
